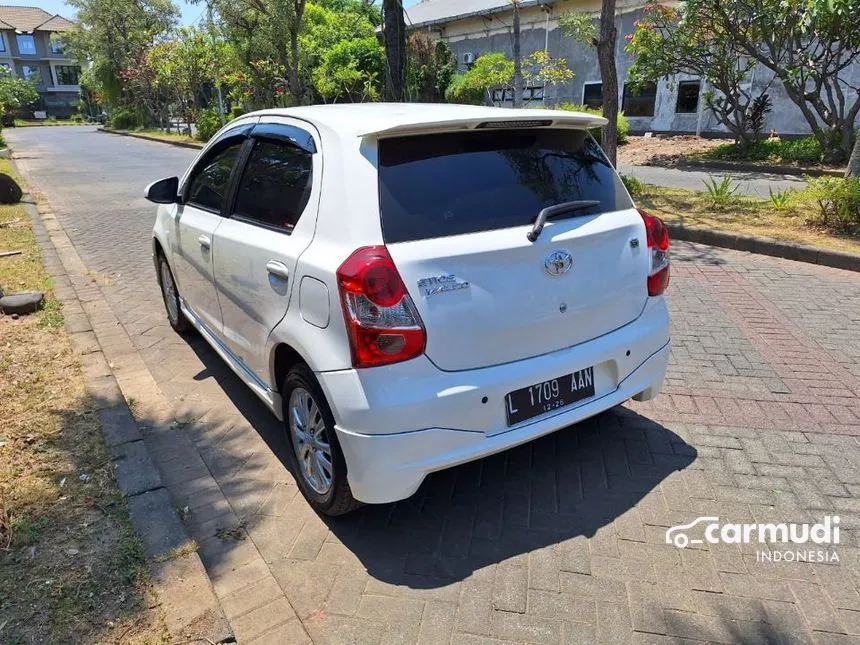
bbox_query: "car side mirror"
[144,177,179,204]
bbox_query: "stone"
[0,173,22,204]
[0,292,43,315]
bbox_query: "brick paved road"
[9,126,860,645]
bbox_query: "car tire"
[282,363,360,516]
[157,254,189,333]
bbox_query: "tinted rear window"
[378,129,632,243]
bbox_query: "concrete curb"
[667,223,860,272]
[674,158,845,178]
[98,127,204,150]
[16,183,234,643]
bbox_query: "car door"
[212,118,321,385]
[172,132,247,333]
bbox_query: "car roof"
[240,103,606,138]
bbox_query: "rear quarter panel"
[266,128,384,379]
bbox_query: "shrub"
[620,174,645,197]
[109,106,138,130]
[229,105,245,121]
[70,113,83,123]
[702,175,739,208]
[195,108,223,142]
[768,187,794,211]
[556,103,628,144]
[801,176,860,232]
[777,137,824,164]
[702,136,825,165]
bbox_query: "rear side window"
[186,142,243,213]
[378,129,632,243]
[233,139,313,231]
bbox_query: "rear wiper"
[527,200,601,242]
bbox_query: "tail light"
[639,209,670,296]
[336,246,426,368]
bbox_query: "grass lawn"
[636,184,860,255]
[13,119,90,127]
[0,160,166,644]
[108,128,202,147]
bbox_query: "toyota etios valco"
[146,104,671,515]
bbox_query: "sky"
[23,0,423,27]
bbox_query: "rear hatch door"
[378,128,649,372]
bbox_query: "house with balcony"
[0,6,79,118]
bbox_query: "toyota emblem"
[544,249,573,276]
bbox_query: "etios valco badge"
[544,249,573,276]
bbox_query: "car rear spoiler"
[359,110,608,138]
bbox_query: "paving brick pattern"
[9,127,860,644]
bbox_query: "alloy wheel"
[288,387,334,495]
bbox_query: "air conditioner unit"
[462,52,475,65]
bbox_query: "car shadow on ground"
[184,336,697,588]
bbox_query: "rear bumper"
[322,298,670,504]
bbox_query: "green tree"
[406,33,456,102]
[625,3,767,147]
[301,1,377,88]
[64,0,178,107]
[446,52,513,105]
[633,0,860,162]
[150,26,234,127]
[0,69,38,118]
[314,0,380,25]
[523,50,574,107]
[313,36,385,102]
[211,0,308,106]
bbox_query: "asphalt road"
[617,163,807,197]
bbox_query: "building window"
[582,83,603,110]
[50,38,64,55]
[491,88,514,103]
[21,65,41,84]
[54,65,80,86]
[676,80,700,113]
[523,87,544,102]
[622,82,657,117]
[0,35,6,54]
[16,34,36,55]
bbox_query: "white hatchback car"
[147,104,670,515]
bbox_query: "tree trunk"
[512,1,523,108]
[597,0,618,165]
[846,134,860,179]
[383,0,406,102]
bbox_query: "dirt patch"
[618,135,726,167]
[0,161,166,644]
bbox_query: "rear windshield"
[378,129,632,243]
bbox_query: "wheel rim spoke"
[288,387,333,495]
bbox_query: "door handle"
[266,260,290,280]
[198,235,211,249]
